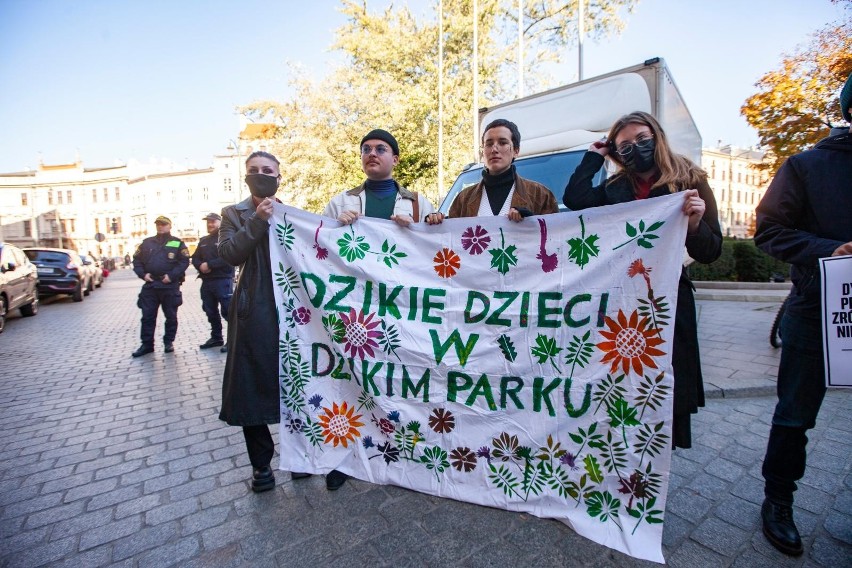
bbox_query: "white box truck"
[439,57,702,212]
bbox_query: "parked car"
[0,242,39,333]
[79,254,104,290]
[22,247,90,302]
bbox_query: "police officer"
[191,212,234,353]
[131,215,190,357]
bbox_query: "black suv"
[23,248,90,302]
[0,242,40,333]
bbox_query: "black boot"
[761,498,803,556]
[251,466,275,493]
[132,345,154,358]
[326,469,348,491]
[200,337,224,349]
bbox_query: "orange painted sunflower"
[596,309,665,376]
[433,247,461,278]
[318,401,364,448]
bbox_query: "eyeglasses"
[361,144,391,156]
[614,134,654,157]
[481,139,513,152]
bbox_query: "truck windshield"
[438,150,606,213]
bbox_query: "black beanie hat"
[841,72,852,123]
[360,129,399,156]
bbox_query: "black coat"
[565,152,723,448]
[755,132,852,319]
[218,198,280,426]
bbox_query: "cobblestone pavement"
[0,270,849,567]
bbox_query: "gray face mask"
[245,174,279,198]
[621,140,656,174]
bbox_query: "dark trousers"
[243,425,274,468]
[200,278,232,341]
[138,286,183,346]
[762,312,827,505]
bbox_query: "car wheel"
[20,295,39,317]
[72,282,84,302]
[0,295,7,333]
[84,277,92,296]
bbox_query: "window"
[737,172,742,183]
[57,191,63,204]
[737,191,741,203]
[711,168,716,179]
[722,171,726,181]
[94,218,100,233]
[92,188,97,203]
[67,190,73,204]
[187,188,192,200]
[203,187,209,200]
[24,220,32,237]
[103,187,109,202]
[21,193,28,206]
[721,189,726,202]
[115,187,120,200]
[48,190,54,205]
[224,178,232,192]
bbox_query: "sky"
[0,0,846,173]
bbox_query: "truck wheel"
[73,282,84,302]
[20,296,39,317]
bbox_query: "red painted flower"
[433,248,461,278]
[461,225,491,255]
[292,306,311,325]
[597,309,665,376]
[341,309,382,359]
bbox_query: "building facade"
[701,145,770,239]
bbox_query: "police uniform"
[132,216,190,355]
[191,213,234,349]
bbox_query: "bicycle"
[769,295,790,348]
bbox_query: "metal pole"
[472,0,479,161]
[438,0,444,195]
[518,0,523,97]
[578,0,584,81]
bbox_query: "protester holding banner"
[425,118,558,224]
[217,151,310,492]
[563,110,722,450]
[323,128,435,227]
[752,73,852,557]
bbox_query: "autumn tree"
[242,0,637,213]
[741,8,852,175]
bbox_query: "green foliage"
[239,0,637,213]
[687,238,790,282]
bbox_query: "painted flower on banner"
[318,401,364,448]
[337,228,370,262]
[450,447,477,472]
[292,306,311,325]
[461,225,491,255]
[341,309,381,359]
[433,248,461,278]
[428,408,455,434]
[597,309,665,376]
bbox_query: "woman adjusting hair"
[564,111,723,449]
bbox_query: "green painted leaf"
[497,334,518,362]
[583,454,604,484]
[531,334,562,369]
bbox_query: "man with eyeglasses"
[324,128,435,227]
[425,118,557,223]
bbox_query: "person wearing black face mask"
[217,151,311,492]
[564,111,722,451]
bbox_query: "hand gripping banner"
[271,194,688,563]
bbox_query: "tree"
[241,0,637,213]
[741,10,852,175]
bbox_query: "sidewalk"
[0,271,848,567]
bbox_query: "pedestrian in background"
[753,72,852,557]
[218,151,309,493]
[131,215,190,357]
[191,212,234,353]
[563,110,722,449]
[323,128,435,227]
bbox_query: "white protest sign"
[820,254,852,387]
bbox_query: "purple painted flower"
[362,436,375,449]
[476,446,492,464]
[308,394,323,410]
[461,225,491,255]
[292,306,311,325]
[560,452,578,470]
[387,411,401,423]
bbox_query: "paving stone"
[690,517,750,556]
[49,507,114,540]
[24,500,87,529]
[136,536,201,568]
[145,497,200,525]
[4,535,77,568]
[112,521,180,561]
[87,485,144,512]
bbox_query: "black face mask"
[621,140,657,174]
[245,173,279,198]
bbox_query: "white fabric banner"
[271,194,689,563]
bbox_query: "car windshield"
[24,250,70,263]
[438,150,607,214]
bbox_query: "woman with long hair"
[564,111,722,449]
